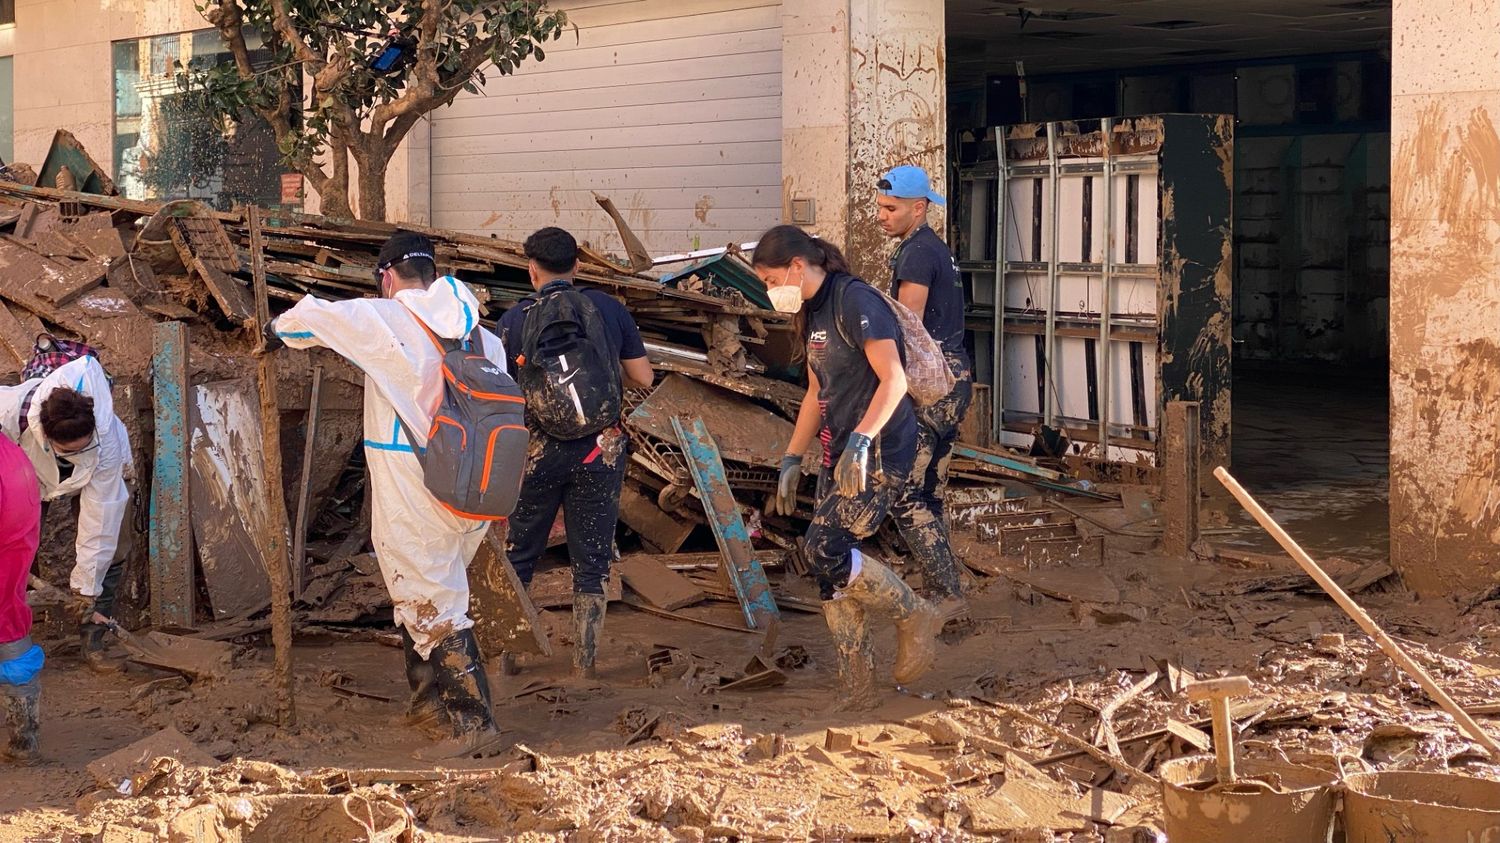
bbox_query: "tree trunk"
[355,155,389,222]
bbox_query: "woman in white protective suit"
[268,231,506,759]
[0,353,132,674]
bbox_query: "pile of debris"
[0,130,1107,646]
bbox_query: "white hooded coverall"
[0,356,132,597]
[272,277,502,659]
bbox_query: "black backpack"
[516,285,622,440]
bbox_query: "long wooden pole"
[250,205,295,727]
[290,364,323,599]
[1215,466,1500,757]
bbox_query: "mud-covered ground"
[3,520,1498,842]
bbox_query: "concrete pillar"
[1389,0,1500,596]
[780,0,946,282]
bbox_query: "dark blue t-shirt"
[497,280,647,379]
[805,273,916,478]
[891,224,968,364]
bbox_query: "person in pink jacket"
[0,432,43,763]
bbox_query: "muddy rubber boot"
[415,630,503,761]
[839,555,942,685]
[822,597,877,711]
[1,678,40,764]
[498,652,519,677]
[572,593,607,680]
[78,629,122,675]
[400,629,448,737]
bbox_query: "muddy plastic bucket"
[1343,770,1500,843]
[1160,755,1338,843]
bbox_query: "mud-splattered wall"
[783,0,946,283]
[1389,0,1500,597]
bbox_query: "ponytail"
[752,225,851,276]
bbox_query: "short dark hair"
[524,227,579,276]
[378,231,437,285]
[39,388,94,444]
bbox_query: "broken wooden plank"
[619,481,697,555]
[87,727,214,790]
[1166,718,1213,752]
[194,258,255,325]
[0,301,33,373]
[290,365,322,597]
[617,554,708,611]
[470,523,552,659]
[999,523,1078,557]
[150,322,194,628]
[35,257,108,307]
[188,378,274,620]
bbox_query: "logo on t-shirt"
[809,329,829,349]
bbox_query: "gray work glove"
[834,433,873,497]
[773,454,803,516]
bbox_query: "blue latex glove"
[834,433,873,496]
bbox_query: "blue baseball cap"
[877,165,945,206]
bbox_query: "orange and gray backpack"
[407,320,528,521]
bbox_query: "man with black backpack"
[498,227,653,680]
[270,232,516,759]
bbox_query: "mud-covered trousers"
[803,446,915,601]
[889,356,972,598]
[505,427,628,596]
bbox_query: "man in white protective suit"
[0,354,132,674]
[269,231,504,758]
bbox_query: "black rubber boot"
[572,593,607,680]
[1,678,40,764]
[400,628,448,736]
[414,629,503,761]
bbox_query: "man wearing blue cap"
[876,165,971,622]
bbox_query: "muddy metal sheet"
[628,374,806,469]
[189,378,274,619]
[672,415,779,630]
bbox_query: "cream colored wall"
[10,0,424,222]
[1388,0,1500,596]
[781,0,946,282]
[11,0,202,170]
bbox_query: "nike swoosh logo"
[558,370,580,385]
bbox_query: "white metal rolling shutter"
[430,0,783,259]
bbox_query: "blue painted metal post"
[671,415,780,630]
[150,321,193,627]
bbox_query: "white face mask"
[768,281,804,313]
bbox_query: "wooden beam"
[1162,401,1201,558]
[149,322,193,627]
[250,205,296,727]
